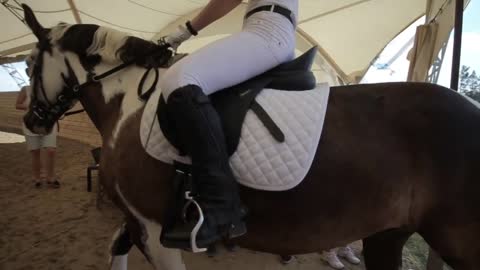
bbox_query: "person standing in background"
[322,245,361,269]
[15,85,60,188]
[280,244,361,269]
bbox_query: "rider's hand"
[160,25,192,51]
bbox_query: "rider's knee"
[160,64,201,100]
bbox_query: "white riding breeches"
[160,10,296,100]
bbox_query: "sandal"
[47,179,61,189]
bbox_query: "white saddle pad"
[140,83,330,191]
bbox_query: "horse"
[21,4,480,270]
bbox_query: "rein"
[57,59,142,119]
[62,42,171,104]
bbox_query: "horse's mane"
[86,26,129,63]
[51,23,159,65]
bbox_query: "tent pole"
[450,0,464,90]
[67,0,82,24]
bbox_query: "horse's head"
[22,4,172,135]
[22,5,85,134]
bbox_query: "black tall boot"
[160,85,247,251]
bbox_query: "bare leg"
[31,149,41,185]
[44,147,60,188]
[45,147,56,180]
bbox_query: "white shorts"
[25,132,57,151]
[160,10,296,99]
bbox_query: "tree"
[459,65,480,102]
[460,65,470,90]
[468,71,480,91]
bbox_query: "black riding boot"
[160,85,247,251]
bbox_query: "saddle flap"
[210,77,272,155]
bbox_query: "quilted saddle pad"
[140,83,330,191]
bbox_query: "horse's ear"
[22,4,46,41]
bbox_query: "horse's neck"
[77,61,160,147]
[78,86,122,139]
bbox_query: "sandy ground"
[0,131,365,270]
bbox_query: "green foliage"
[460,65,480,102]
[402,234,429,269]
[401,234,453,270]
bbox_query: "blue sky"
[0,61,28,92]
[1,1,480,91]
[458,0,480,72]
[464,0,480,32]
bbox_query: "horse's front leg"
[114,185,186,270]
[138,222,186,270]
[109,223,133,270]
[109,221,185,270]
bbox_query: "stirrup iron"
[182,191,207,253]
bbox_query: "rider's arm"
[15,87,28,111]
[162,0,242,49]
[190,0,243,32]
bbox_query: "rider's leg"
[159,19,295,250]
[161,84,247,250]
[161,30,294,99]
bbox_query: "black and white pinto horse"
[22,4,480,270]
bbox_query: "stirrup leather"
[182,191,207,253]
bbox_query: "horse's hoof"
[207,245,218,257]
[280,255,294,264]
[224,241,238,252]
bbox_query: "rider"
[159,0,298,250]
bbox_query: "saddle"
[156,47,318,155]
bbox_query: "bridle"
[25,39,172,131]
[28,42,82,127]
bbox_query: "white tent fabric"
[407,0,470,83]
[0,0,461,83]
[407,22,439,82]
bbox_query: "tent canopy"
[0,0,457,83]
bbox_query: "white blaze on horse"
[22,4,480,270]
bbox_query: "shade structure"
[0,0,466,83]
[407,0,470,83]
[407,22,439,82]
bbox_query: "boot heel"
[228,221,247,238]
